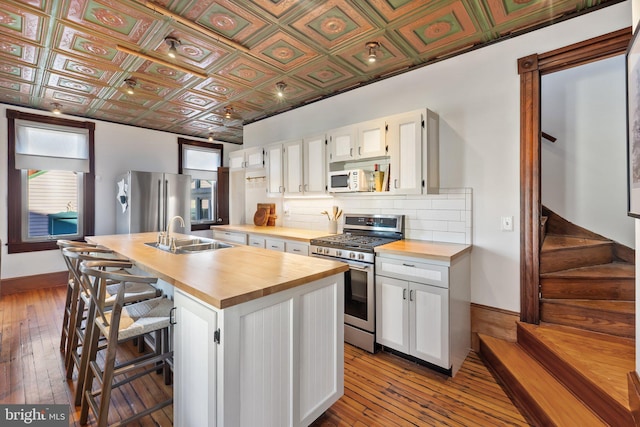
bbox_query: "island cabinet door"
[174,289,218,427]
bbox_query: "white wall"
[0,104,242,279]
[542,55,634,247]
[243,2,631,312]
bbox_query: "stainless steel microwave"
[328,169,369,192]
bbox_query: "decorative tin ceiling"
[0,0,620,144]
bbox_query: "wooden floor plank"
[1,286,529,427]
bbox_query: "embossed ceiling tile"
[293,58,358,89]
[46,73,101,95]
[100,100,150,118]
[154,102,201,118]
[241,89,277,110]
[254,78,315,104]
[249,0,303,18]
[175,90,221,109]
[151,30,231,70]
[13,0,49,12]
[0,88,31,104]
[90,109,136,123]
[366,0,430,21]
[250,30,318,71]
[201,112,226,127]
[56,25,126,65]
[484,0,579,27]
[109,91,162,109]
[225,101,265,121]
[397,1,480,54]
[291,1,375,49]
[183,0,268,43]
[193,77,244,100]
[50,52,117,82]
[0,2,45,42]
[43,88,92,105]
[336,36,411,73]
[63,0,158,43]
[136,115,185,129]
[181,120,224,133]
[0,36,39,65]
[128,78,176,98]
[216,57,278,86]
[0,60,35,82]
[0,76,32,94]
[134,60,197,86]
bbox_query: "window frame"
[178,138,223,231]
[7,109,95,253]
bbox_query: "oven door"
[312,253,375,332]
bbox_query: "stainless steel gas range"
[310,214,404,352]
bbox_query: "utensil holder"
[328,220,338,234]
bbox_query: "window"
[178,138,223,231]
[7,109,95,253]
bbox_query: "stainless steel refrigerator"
[115,171,191,235]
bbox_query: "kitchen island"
[87,232,348,427]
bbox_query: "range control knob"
[336,250,342,257]
[358,253,365,260]
[349,252,356,259]
[324,248,331,255]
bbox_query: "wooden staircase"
[480,207,636,426]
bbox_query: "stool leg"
[60,281,73,353]
[79,319,100,425]
[74,296,91,406]
[65,287,83,379]
[95,335,118,427]
[163,327,171,385]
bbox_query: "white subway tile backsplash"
[278,188,473,244]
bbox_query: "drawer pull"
[293,249,301,252]
[402,263,416,268]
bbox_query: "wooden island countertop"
[87,232,348,309]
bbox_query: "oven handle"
[349,264,372,272]
[311,253,372,271]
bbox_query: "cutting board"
[253,208,269,226]
[258,203,277,226]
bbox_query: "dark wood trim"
[470,303,519,352]
[1,271,67,296]
[518,27,632,324]
[6,109,95,254]
[628,371,640,425]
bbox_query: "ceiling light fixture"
[366,41,380,63]
[224,107,233,119]
[208,133,214,142]
[124,78,137,95]
[275,81,287,98]
[165,36,181,59]
[51,103,62,115]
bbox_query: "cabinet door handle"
[402,263,416,268]
[409,290,414,301]
[403,289,407,300]
[299,184,302,192]
[349,148,353,157]
[394,179,398,189]
[358,146,361,155]
[169,307,177,325]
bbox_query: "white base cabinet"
[174,274,344,426]
[375,252,469,376]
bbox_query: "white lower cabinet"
[174,275,345,426]
[286,241,309,256]
[248,235,266,248]
[174,290,217,427]
[212,230,248,245]
[265,238,285,252]
[375,252,469,376]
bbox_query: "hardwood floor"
[1,286,529,426]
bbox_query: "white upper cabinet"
[387,110,423,195]
[328,120,387,163]
[283,140,303,196]
[357,118,387,159]
[265,143,284,195]
[229,147,264,171]
[302,134,326,195]
[328,126,356,163]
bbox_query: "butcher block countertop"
[375,239,472,262]
[212,224,334,242]
[87,232,348,309]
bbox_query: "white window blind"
[15,119,90,172]
[182,145,220,180]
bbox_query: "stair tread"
[520,323,633,411]
[542,235,611,253]
[540,299,635,314]
[479,334,606,426]
[541,262,634,279]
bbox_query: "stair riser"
[540,245,613,274]
[479,339,552,427]
[540,279,634,301]
[517,324,635,427]
[540,303,635,338]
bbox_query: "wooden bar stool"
[78,260,173,427]
[57,239,97,357]
[61,247,159,406]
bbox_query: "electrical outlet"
[501,216,514,231]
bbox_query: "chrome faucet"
[165,215,185,251]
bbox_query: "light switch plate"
[501,216,514,231]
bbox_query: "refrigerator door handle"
[164,179,169,230]
[213,180,219,222]
[157,179,162,231]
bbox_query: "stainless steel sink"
[145,237,233,254]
